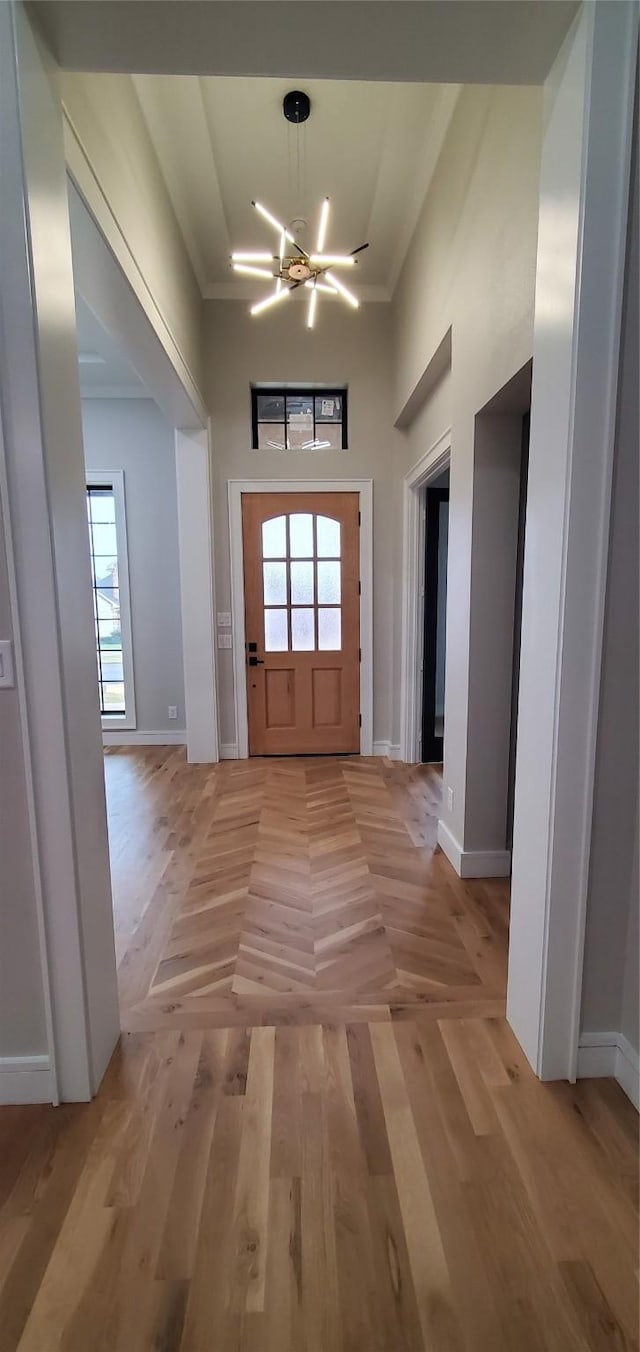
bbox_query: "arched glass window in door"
[261,512,342,651]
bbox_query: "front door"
[241,491,360,755]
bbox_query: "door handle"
[248,654,264,666]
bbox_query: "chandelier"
[229,91,369,329]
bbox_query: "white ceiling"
[131,75,460,300]
[75,294,147,397]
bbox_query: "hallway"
[0,750,636,1351]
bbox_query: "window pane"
[97,618,122,644]
[291,608,315,651]
[90,522,117,556]
[92,555,118,587]
[311,424,342,450]
[258,424,286,450]
[257,394,285,423]
[315,394,342,422]
[99,650,124,683]
[316,516,341,558]
[318,608,341,651]
[101,681,125,713]
[289,513,313,557]
[264,608,288,651]
[88,492,115,524]
[317,560,341,604]
[290,560,314,605]
[287,423,315,450]
[262,515,286,558]
[263,561,287,606]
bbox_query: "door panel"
[242,491,360,755]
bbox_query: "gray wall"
[204,300,399,751]
[0,488,48,1057]
[580,112,639,1054]
[81,398,185,733]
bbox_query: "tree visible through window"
[86,483,128,716]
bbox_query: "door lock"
[248,654,264,666]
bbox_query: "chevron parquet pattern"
[106,751,508,1030]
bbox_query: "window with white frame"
[86,471,136,726]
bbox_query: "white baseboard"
[437,819,511,878]
[102,729,186,746]
[372,741,402,760]
[0,1055,53,1104]
[577,1032,639,1110]
[220,743,239,760]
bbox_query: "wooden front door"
[241,491,360,755]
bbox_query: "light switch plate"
[217,633,232,649]
[0,639,15,689]
[217,612,231,628]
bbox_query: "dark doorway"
[506,412,530,846]
[421,469,449,762]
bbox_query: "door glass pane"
[316,515,340,557]
[264,608,288,651]
[290,560,314,605]
[291,608,315,650]
[263,561,287,606]
[289,513,313,558]
[102,681,125,713]
[317,560,341,604]
[318,608,341,651]
[262,515,286,558]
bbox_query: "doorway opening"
[421,468,449,763]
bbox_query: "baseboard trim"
[0,1056,53,1105]
[102,729,186,746]
[372,741,402,760]
[220,743,239,760]
[436,819,511,878]
[577,1032,639,1110]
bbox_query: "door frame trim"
[228,478,373,759]
[400,428,452,764]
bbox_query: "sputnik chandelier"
[229,90,369,329]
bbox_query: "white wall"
[204,300,398,752]
[393,83,543,854]
[60,72,206,416]
[81,398,186,735]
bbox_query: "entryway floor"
[109,749,508,1031]
[0,749,636,1351]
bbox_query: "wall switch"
[447,786,454,813]
[168,705,178,720]
[217,633,232,649]
[217,611,231,628]
[0,640,15,689]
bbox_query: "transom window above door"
[262,512,342,651]
[252,388,347,450]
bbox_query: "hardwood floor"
[0,748,637,1351]
[111,750,507,1031]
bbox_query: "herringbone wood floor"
[108,749,508,1031]
[0,750,636,1352]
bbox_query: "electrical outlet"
[217,611,231,628]
[168,705,178,720]
[447,786,454,813]
[217,633,232,649]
